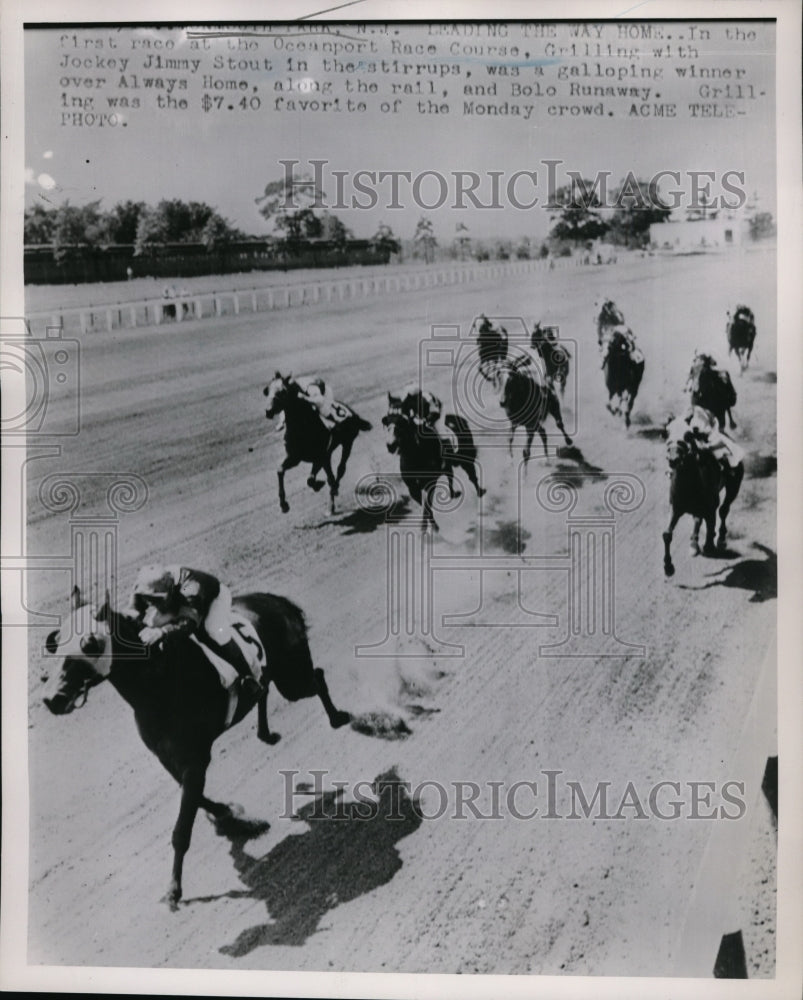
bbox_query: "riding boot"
[219,639,262,697]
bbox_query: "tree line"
[24,173,773,268]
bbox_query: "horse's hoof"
[331,711,352,729]
[477,487,487,497]
[280,501,290,513]
[161,890,181,912]
[664,563,675,578]
[565,437,574,447]
[258,730,281,745]
[308,478,325,492]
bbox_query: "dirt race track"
[26,248,777,977]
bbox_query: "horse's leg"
[307,460,325,492]
[321,450,338,515]
[278,455,301,513]
[690,517,702,556]
[548,394,574,446]
[459,456,486,497]
[508,425,515,458]
[717,465,744,549]
[256,684,281,745]
[523,426,535,463]
[313,668,351,728]
[334,435,355,488]
[624,390,634,428]
[702,510,717,556]
[663,510,681,576]
[537,425,548,461]
[163,760,208,911]
[423,483,438,532]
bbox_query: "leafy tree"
[52,200,107,261]
[549,180,609,245]
[255,173,325,237]
[607,175,672,248]
[748,211,776,240]
[24,203,57,244]
[453,221,471,261]
[105,200,146,244]
[515,236,532,260]
[371,222,400,258]
[413,216,437,264]
[134,199,241,254]
[319,211,352,251]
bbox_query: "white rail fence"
[26,255,601,336]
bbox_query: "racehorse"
[476,320,508,387]
[596,299,625,349]
[382,405,485,530]
[498,359,573,462]
[42,586,351,910]
[602,329,645,428]
[662,437,744,577]
[726,305,757,373]
[264,373,372,514]
[686,353,737,430]
[531,323,571,396]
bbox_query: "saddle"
[189,613,267,725]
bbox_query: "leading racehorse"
[662,436,744,577]
[42,586,351,910]
[726,305,757,373]
[264,373,372,514]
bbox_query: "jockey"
[478,314,494,336]
[665,406,744,471]
[297,375,336,424]
[128,565,260,695]
[601,325,641,369]
[275,375,337,432]
[397,382,443,428]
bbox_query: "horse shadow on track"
[304,497,413,535]
[551,444,607,485]
[678,542,776,604]
[187,768,423,956]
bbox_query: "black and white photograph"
[1,0,801,996]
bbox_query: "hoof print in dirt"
[349,711,413,740]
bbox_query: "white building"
[649,202,752,252]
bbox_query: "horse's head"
[665,436,692,470]
[382,401,404,453]
[42,586,116,714]
[263,371,297,418]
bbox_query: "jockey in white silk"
[666,405,744,470]
[128,565,260,694]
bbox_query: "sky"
[23,20,776,241]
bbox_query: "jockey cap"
[133,565,176,600]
